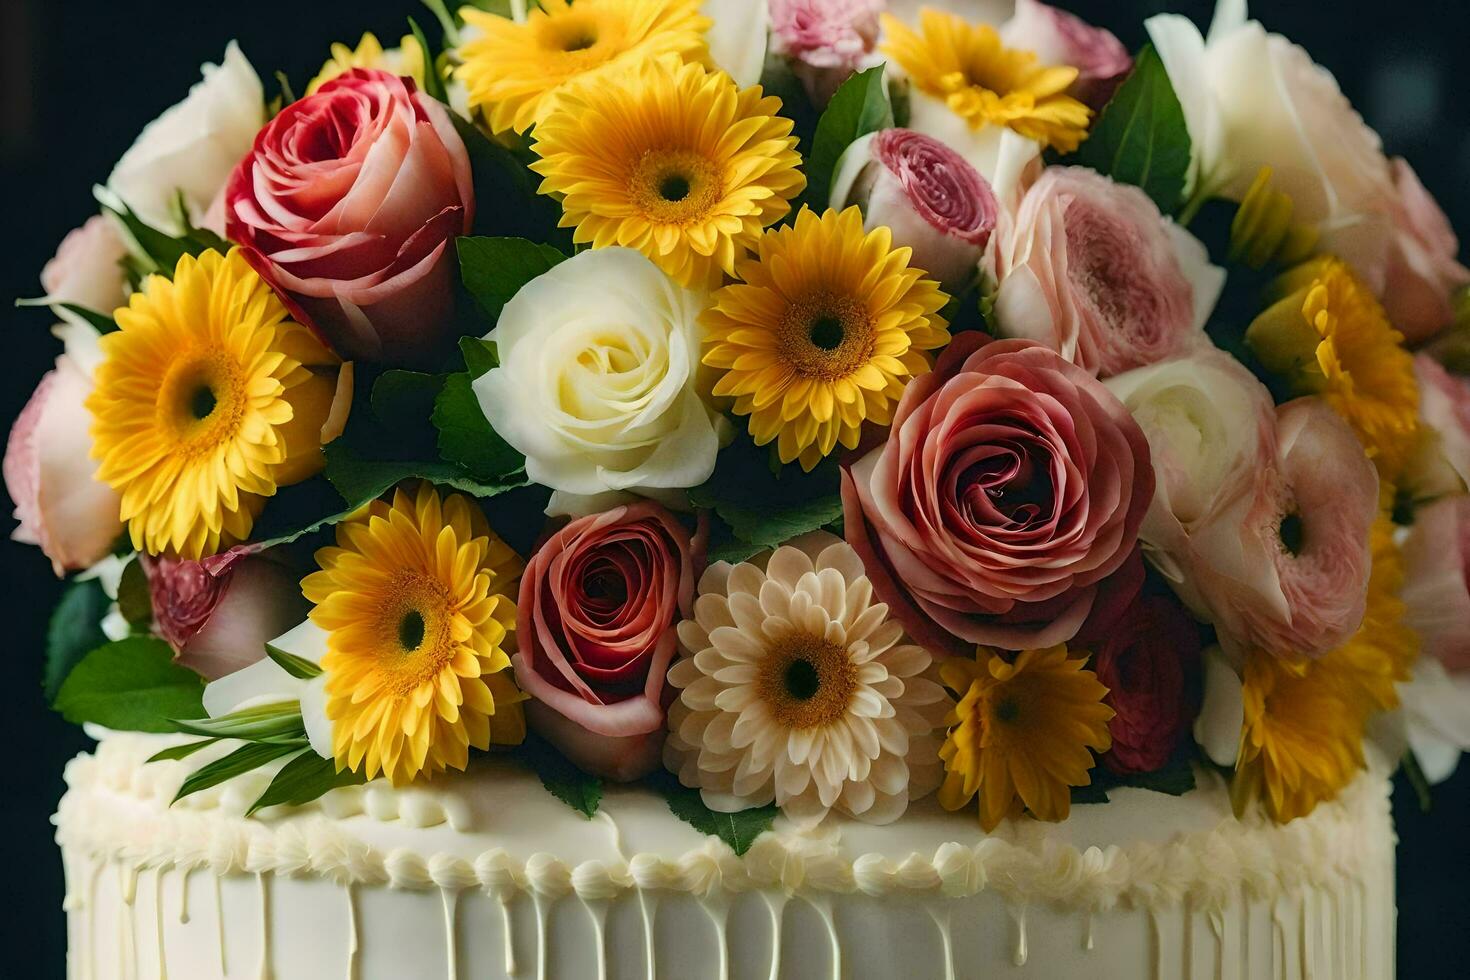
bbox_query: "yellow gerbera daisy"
[87,249,339,559]
[303,483,527,785]
[306,32,426,95]
[457,0,710,135]
[531,55,805,289]
[938,646,1113,832]
[1327,514,1418,714]
[1246,257,1419,477]
[702,207,949,471]
[881,9,1092,153]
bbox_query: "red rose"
[514,502,701,780]
[225,69,474,367]
[842,333,1153,654]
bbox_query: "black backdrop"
[0,1,1466,975]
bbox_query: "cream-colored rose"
[473,248,724,512]
[702,0,770,87]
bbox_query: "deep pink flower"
[770,0,884,106]
[1001,0,1132,110]
[1380,159,1470,343]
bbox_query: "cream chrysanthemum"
[703,207,950,470]
[87,248,339,559]
[664,534,951,824]
[530,55,805,289]
[303,483,527,785]
[457,0,710,135]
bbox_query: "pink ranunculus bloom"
[770,0,885,107]
[1401,496,1470,674]
[514,502,702,781]
[1380,159,1470,344]
[145,549,310,680]
[832,128,998,291]
[4,357,123,576]
[842,333,1154,654]
[1000,0,1132,110]
[225,69,474,368]
[993,166,1223,378]
[41,216,130,316]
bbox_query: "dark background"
[0,1,1465,975]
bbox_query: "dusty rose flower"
[770,0,884,106]
[40,216,130,317]
[514,502,701,780]
[1380,159,1470,343]
[993,166,1223,378]
[145,549,310,680]
[1001,0,1131,110]
[831,128,998,290]
[4,356,123,575]
[226,69,474,367]
[1402,496,1470,674]
[1412,354,1470,494]
[842,333,1154,654]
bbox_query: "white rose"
[107,41,265,233]
[702,0,770,87]
[473,248,724,512]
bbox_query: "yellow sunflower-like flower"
[457,0,709,135]
[1246,256,1419,477]
[881,9,1092,152]
[306,32,426,95]
[87,249,339,559]
[702,207,949,471]
[938,646,1113,832]
[531,55,805,290]
[303,483,527,785]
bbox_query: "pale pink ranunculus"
[842,333,1153,654]
[4,356,123,576]
[1379,159,1470,343]
[1413,355,1470,493]
[994,166,1224,378]
[40,216,130,317]
[1000,0,1132,110]
[1401,495,1470,674]
[144,549,310,681]
[514,502,701,780]
[225,69,474,368]
[770,0,884,107]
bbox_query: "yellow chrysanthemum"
[306,32,426,95]
[702,207,949,471]
[303,483,527,785]
[457,0,709,135]
[531,55,805,289]
[1329,514,1418,714]
[1247,257,1419,477]
[87,249,338,559]
[938,646,1113,833]
[1228,166,1319,270]
[881,9,1092,153]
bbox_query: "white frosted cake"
[57,732,1396,980]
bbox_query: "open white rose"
[107,41,265,233]
[474,248,724,513]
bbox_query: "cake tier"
[56,731,1396,980]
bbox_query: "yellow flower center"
[537,10,616,60]
[373,570,457,696]
[158,350,249,458]
[777,292,877,380]
[630,148,724,226]
[757,633,858,729]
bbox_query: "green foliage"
[247,750,365,815]
[171,702,306,743]
[804,66,893,209]
[459,337,500,379]
[407,17,449,104]
[173,741,302,804]
[650,772,776,856]
[58,304,118,334]
[265,645,323,680]
[433,372,524,483]
[517,736,603,819]
[116,558,153,630]
[457,237,567,327]
[146,739,219,764]
[102,193,231,280]
[53,637,205,733]
[43,579,111,703]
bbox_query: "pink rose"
[770,0,884,107]
[1000,0,1131,110]
[225,69,474,368]
[1380,159,1470,343]
[144,549,310,680]
[41,216,130,317]
[1413,355,1470,493]
[994,166,1223,378]
[514,502,701,780]
[831,128,998,290]
[1402,496,1470,674]
[842,333,1154,654]
[4,357,123,575]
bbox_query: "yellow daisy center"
[629,148,725,226]
[777,292,878,381]
[756,633,858,730]
[157,351,247,454]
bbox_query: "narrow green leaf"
[173,741,302,804]
[147,739,219,764]
[44,579,110,703]
[1402,751,1433,813]
[517,737,603,818]
[407,17,449,104]
[273,70,298,107]
[652,773,776,856]
[104,200,220,279]
[265,644,323,680]
[322,440,528,504]
[248,750,365,815]
[171,702,306,743]
[457,237,567,326]
[116,557,153,629]
[53,637,205,733]
[433,372,525,483]
[58,303,118,334]
[459,337,499,379]
[806,66,893,208]
[420,0,460,44]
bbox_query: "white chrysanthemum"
[664,533,951,825]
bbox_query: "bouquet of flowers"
[13,0,1470,840]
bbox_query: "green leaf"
[58,303,118,334]
[173,741,303,804]
[420,0,460,44]
[44,579,111,704]
[53,637,206,733]
[323,440,527,504]
[371,369,446,444]
[517,736,602,818]
[433,372,525,483]
[1069,45,1192,215]
[147,739,219,764]
[457,237,567,326]
[248,750,365,815]
[116,557,153,630]
[805,66,893,209]
[459,337,500,379]
[265,643,323,680]
[171,702,306,743]
[103,197,226,279]
[272,70,298,108]
[449,116,568,248]
[1070,782,1111,806]
[407,17,449,104]
[651,772,775,856]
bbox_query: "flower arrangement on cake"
[15,0,1470,881]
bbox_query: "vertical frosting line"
[1010,905,1028,968]
[1084,911,1096,952]
[178,867,191,925]
[532,893,550,980]
[345,883,360,980]
[699,895,732,980]
[808,895,840,980]
[214,874,228,978]
[121,863,139,980]
[440,887,460,980]
[759,892,787,980]
[1146,907,1160,980]
[581,898,609,980]
[257,872,272,980]
[498,893,518,977]
[153,867,169,980]
[925,901,956,980]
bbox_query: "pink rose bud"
[4,357,123,575]
[1402,495,1470,674]
[41,216,130,317]
[842,333,1154,654]
[1000,0,1132,111]
[832,128,998,291]
[145,549,310,680]
[770,0,884,107]
[1380,158,1470,344]
[514,502,702,781]
[225,69,475,368]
